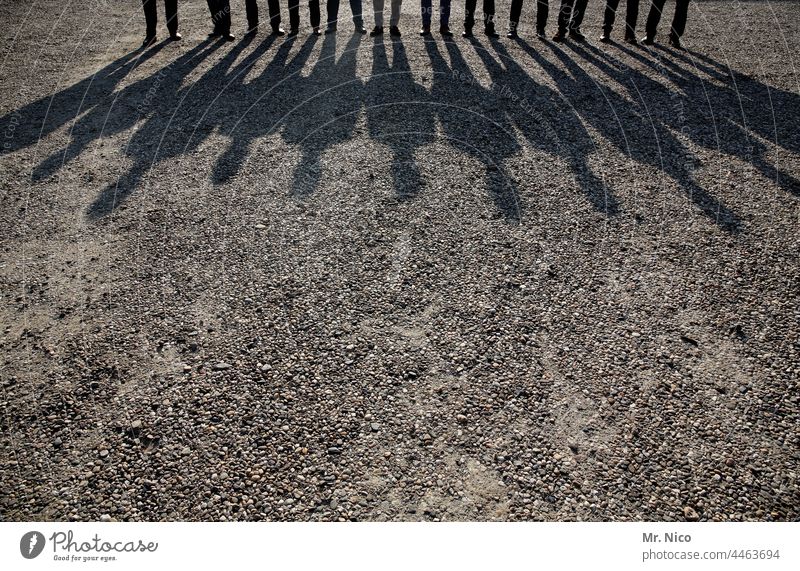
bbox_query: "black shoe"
[485,26,500,38]
[313,27,322,36]
[287,29,299,37]
[552,30,565,42]
[370,26,384,36]
[355,25,368,34]
[536,28,546,39]
[668,34,682,49]
[208,30,222,38]
[245,23,258,35]
[624,34,637,45]
[170,32,182,41]
[142,35,157,47]
[568,29,585,41]
[463,28,473,38]
[599,31,611,43]
[640,35,654,45]
[420,26,431,36]
[325,26,337,34]
[223,33,236,42]
[272,27,286,36]
[390,26,401,37]
[440,27,453,37]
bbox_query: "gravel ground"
[0,0,798,522]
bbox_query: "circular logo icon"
[20,531,45,559]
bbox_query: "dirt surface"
[0,0,798,521]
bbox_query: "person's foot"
[462,28,473,38]
[313,27,321,36]
[568,29,585,41]
[485,26,500,38]
[246,23,258,35]
[640,34,655,45]
[390,26,401,37]
[142,35,157,47]
[287,28,299,37]
[668,33,682,49]
[370,26,384,36]
[208,30,221,38]
[440,27,453,37]
[223,33,236,42]
[599,30,611,43]
[272,27,286,36]
[355,24,368,34]
[420,25,431,36]
[325,26,337,35]
[624,33,637,44]
[170,32,182,41]
[552,30,565,42]
[536,28,546,39]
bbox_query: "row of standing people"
[143,0,690,49]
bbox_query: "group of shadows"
[2,33,798,233]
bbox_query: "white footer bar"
[2,522,797,570]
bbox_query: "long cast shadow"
[278,32,365,198]
[15,22,791,228]
[86,38,234,218]
[0,44,165,161]
[34,41,219,188]
[365,37,434,200]
[517,38,741,232]
[423,38,523,221]
[211,35,317,186]
[479,37,620,216]
[611,41,800,198]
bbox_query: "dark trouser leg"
[670,0,689,38]
[645,0,666,38]
[536,0,548,31]
[350,0,364,26]
[422,0,433,26]
[557,0,575,33]
[208,0,231,34]
[207,0,219,33]
[569,0,587,30]
[483,0,495,28]
[165,0,178,35]
[267,0,282,29]
[602,0,620,33]
[245,0,259,27]
[390,1,402,31]
[310,0,321,27]
[465,0,477,30]
[244,0,258,26]
[327,0,339,26]
[441,0,451,27]
[510,0,523,27]
[219,0,231,33]
[143,0,158,37]
[289,0,300,29]
[624,0,639,37]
